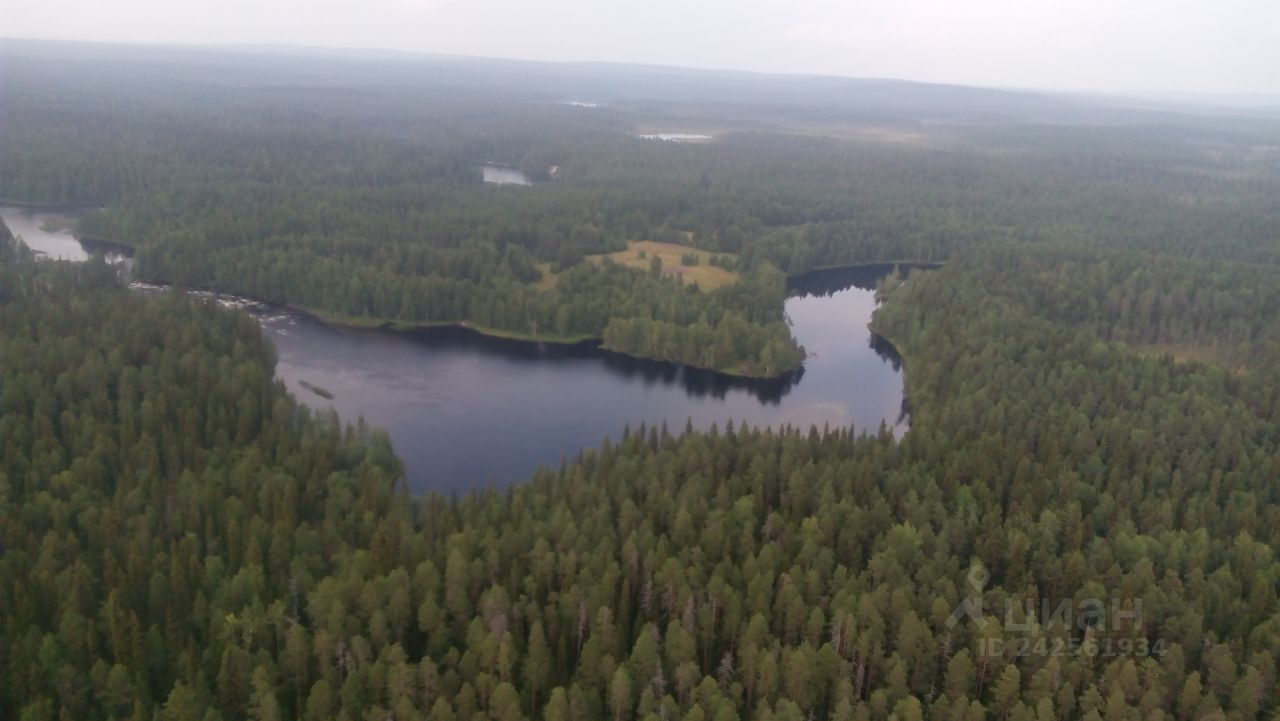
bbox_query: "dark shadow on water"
[786,262,936,434]
[132,260,922,491]
[78,236,135,258]
[397,324,805,403]
[599,351,805,404]
[314,261,933,408]
[868,332,903,372]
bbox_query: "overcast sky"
[4,0,1278,95]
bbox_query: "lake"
[2,206,910,493]
[258,264,908,492]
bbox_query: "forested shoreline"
[5,227,1280,720]
[4,43,1278,376]
[4,41,1280,721]
[122,260,806,380]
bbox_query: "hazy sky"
[5,0,1278,95]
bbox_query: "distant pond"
[1,205,916,493]
[480,164,533,185]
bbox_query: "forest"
[3,42,1279,375]
[4,41,1280,721]
[4,224,1280,721]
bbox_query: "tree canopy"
[3,41,1280,721]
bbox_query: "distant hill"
[5,37,1260,127]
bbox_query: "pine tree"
[525,622,552,718]
[248,667,282,721]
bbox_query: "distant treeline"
[4,48,1280,374]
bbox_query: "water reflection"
[2,204,914,493]
[0,206,134,270]
[393,324,805,404]
[787,262,940,297]
[260,264,910,491]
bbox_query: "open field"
[533,262,558,290]
[586,240,739,290]
[533,240,740,291]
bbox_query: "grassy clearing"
[533,262,558,290]
[586,240,739,291]
[1129,343,1247,374]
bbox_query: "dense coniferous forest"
[5,223,1280,721]
[4,41,1280,721]
[3,41,1279,374]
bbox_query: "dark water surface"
[264,264,909,492]
[1,206,912,493]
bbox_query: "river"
[2,206,911,493]
[2,206,95,261]
[2,206,133,266]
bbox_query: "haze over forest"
[5,0,1280,96]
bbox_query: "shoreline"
[135,280,801,381]
[785,259,943,280]
[295,304,599,347]
[290,304,800,380]
[77,235,137,254]
[867,326,914,429]
[133,259,943,382]
[0,203,137,256]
